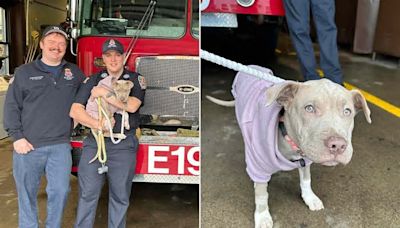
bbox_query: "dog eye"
[305,105,315,113]
[344,108,352,116]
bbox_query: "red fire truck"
[67,0,199,184]
[201,0,284,63]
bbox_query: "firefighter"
[3,25,86,227]
[70,38,145,227]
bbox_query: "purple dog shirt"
[231,66,311,183]
[86,76,120,119]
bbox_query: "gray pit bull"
[206,66,371,228]
[86,77,134,138]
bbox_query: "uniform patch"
[83,77,90,84]
[64,68,74,80]
[138,75,146,89]
[101,72,108,78]
[29,76,44,80]
[123,74,130,79]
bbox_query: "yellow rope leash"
[96,97,107,164]
[89,97,108,174]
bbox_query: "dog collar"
[278,117,306,167]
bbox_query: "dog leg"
[123,112,130,130]
[116,110,130,130]
[298,165,324,211]
[254,183,273,228]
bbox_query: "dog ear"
[265,81,300,108]
[351,90,371,124]
[126,81,134,90]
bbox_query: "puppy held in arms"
[86,76,134,142]
[206,65,371,228]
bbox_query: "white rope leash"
[200,50,284,83]
[96,100,126,144]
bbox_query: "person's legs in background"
[283,0,320,81]
[311,0,343,84]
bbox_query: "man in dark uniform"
[70,38,145,227]
[3,25,85,228]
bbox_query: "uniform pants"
[13,143,72,228]
[283,0,343,84]
[75,134,138,228]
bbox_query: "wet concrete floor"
[201,43,400,227]
[0,138,199,227]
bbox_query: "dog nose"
[325,136,347,155]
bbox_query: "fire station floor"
[201,48,400,227]
[0,137,198,227]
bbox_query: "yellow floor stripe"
[344,83,400,118]
[317,69,400,118]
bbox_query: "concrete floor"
[0,138,199,227]
[201,43,400,227]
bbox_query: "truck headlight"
[237,0,255,7]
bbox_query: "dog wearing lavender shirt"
[206,66,371,228]
[86,76,133,139]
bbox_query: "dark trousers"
[283,0,343,84]
[75,134,138,228]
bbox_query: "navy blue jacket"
[3,59,85,148]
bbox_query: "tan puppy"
[86,77,134,137]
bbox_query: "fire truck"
[67,0,199,184]
[201,0,285,64]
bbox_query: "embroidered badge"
[64,68,74,80]
[123,74,130,79]
[138,75,146,89]
[108,39,117,48]
[29,76,44,80]
[101,72,108,78]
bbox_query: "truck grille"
[135,56,199,119]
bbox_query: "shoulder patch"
[101,72,108,78]
[83,77,90,84]
[138,75,146,89]
[123,74,130,79]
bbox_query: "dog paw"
[302,192,324,211]
[254,210,273,228]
